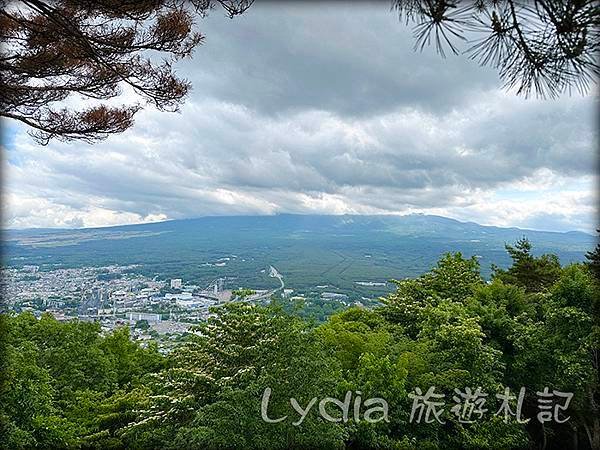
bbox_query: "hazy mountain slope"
[3,214,595,298]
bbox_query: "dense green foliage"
[2,240,598,449]
[492,238,562,293]
[271,295,348,323]
[586,230,600,283]
[231,288,256,299]
[0,316,165,449]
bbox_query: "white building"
[170,278,183,289]
[175,298,215,309]
[140,287,159,296]
[165,292,193,301]
[321,292,348,300]
[127,312,161,323]
[111,290,128,300]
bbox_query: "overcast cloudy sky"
[3,2,598,232]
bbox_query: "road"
[268,265,284,291]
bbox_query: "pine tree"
[585,229,600,282]
[492,237,562,293]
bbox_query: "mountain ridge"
[4,213,595,237]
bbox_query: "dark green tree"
[585,229,600,282]
[393,0,600,99]
[0,313,165,449]
[123,303,346,449]
[492,237,562,293]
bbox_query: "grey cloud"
[3,3,598,231]
[8,90,596,221]
[186,2,499,117]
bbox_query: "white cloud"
[4,193,167,229]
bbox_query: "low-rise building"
[126,312,161,323]
[165,292,193,301]
[321,292,349,300]
[175,297,215,309]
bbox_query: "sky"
[2,2,598,232]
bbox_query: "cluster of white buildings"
[321,292,349,301]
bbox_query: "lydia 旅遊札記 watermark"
[261,386,573,425]
[261,388,389,425]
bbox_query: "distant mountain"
[3,214,595,298]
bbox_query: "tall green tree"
[0,313,165,449]
[123,303,346,449]
[492,237,562,293]
[585,229,600,283]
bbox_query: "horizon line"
[3,212,596,237]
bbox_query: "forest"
[1,237,599,449]
[5,214,594,300]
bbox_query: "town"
[1,263,368,351]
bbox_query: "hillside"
[3,214,595,298]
